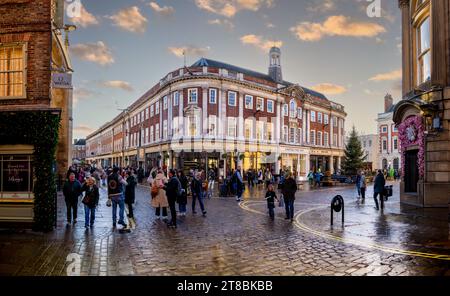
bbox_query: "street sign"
[52,73,72,89]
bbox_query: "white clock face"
[406,126,416,142]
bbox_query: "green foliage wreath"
[0,111,60,232]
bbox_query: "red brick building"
[87,48,347,180]
[0,0,73,229]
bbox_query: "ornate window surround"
[411,0,431,87]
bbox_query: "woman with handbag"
[151,170,169,221]
[81,177,100,228]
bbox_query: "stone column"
[297,154,301,181]
[179,90,184,137]
[238,93,244,140]
[219,89,227,138]
[337,157,341,171]
[276,101,281,142]
[306,110,311,144]
[169,150,173,170]
[305,153,310,175]
[203,87,208,135]
[399,0,411,95]
[329,156,334,174]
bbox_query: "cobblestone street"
[0,182,449,276]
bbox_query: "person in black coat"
[373,170,386,210]
[191,172,206,216]
[63,172,82,225]
[282,172,297,222]
[164,169,182,228]
[177,170,188,216]
[125,171,137,218]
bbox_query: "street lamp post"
[119,108,130,168]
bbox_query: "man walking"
[191,172,207,216]
[373,170,386,211]
[207,168,216,199]
[164,169,182,228]
[107,167,128,228]
[356,171,362,199]
[282,172,297,222]
[233,167,244,202]
[63,172,82,225]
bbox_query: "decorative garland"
[0,111,60,232]
[398,115,425,178]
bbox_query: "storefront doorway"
[404,150,419,193]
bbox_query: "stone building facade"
[0,0,73,226]
[86,48,347,180]
[358,134,379,171]
[394,0,450,211]
[378,94,401,172]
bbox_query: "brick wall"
[0,0,51,105]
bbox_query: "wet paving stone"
[0,182,449,276]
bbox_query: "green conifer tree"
[342,126,366,175]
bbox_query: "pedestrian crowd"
[63,162,395,231]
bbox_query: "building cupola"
[268,46,282,82]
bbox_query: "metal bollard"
[331,195,344,226]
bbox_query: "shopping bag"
[279,196,285,208]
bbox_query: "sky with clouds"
[69,0,402,139]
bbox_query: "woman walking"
[151,169,169,220]
[81,177,100,228]
[125,170,137,219]
[360,172,367,201]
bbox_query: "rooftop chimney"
[384,94,393,113]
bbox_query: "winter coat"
[178,175,189,204]
[359,175,367,189]
[81,184,99,209]
[164,176,181,202]
[63,180,82,202]
[282,177,297,201]
[191,177,203,198]
[125,175,137,204]
[151,173,169,208]
[373,173,386,193]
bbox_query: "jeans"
[192,194,206,213]
[84,205,95,226]
[65,198,78,222]
[112,194,125,224]
[155,207,168,217]
[285,199,294,219]
[179,203,187,213]
[356,185,361,197]
[268,206,275,220]
[374,192,384,210]
[208,180,215,193]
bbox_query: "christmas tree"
[342,126,366,175]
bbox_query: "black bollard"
[331,195,344,226]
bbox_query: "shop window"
[0,152,34,201]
